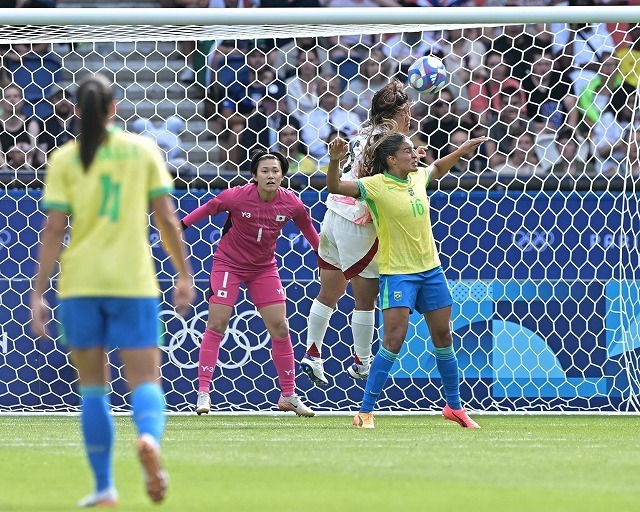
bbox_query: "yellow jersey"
[42,128,173,298]
[355,166,440,275]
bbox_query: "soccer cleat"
[347,363,369,380]
[195,391,211,415]
[77,488,119,508]
[300,355,328,386]
[442,404,481,429]
[277,394,315,417]
[353,412,375,429]
[136,434,169,504]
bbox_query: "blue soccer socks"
[360,346,398,413]
[80,385,114,493]
[435,345,462,410]
[131,382,166,445]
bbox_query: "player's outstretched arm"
[326,138,361,198]
[30,210,67,338]
[431,137,488,181]
[151,194,195,317]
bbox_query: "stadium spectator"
[342,49,392,119]
[447,127,488,175]
[266,36,331,80]
[577,54,623,126]
[300,75,362,166]
[300,81,412,388]
[417,88,472,162]
[586,88,636,176]
[183,150,319,418]
[163,0,207,83]
[440,27,487,114]
[551,5,616,96]
[241,79,301,167]
[550,128,592,177]
[381,31,442,77]
[285,47,322,120]
[0,83,39,169]
[35,84,78,168]
[617,23,640,93]
[3,42,62,121]
[131,115,191,176]
[325,134,485,430]
[494,131,544,179]
[522,46,578,135]
[485,82,531,169]
[30,73,194,508]
[468,50,515,126]
[276,124,316,175]
[490,23,542,79]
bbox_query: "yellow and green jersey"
[42,128,173,298]
[355,166,440,275]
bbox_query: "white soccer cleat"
[300,355,328,386]
[77,487,119,508]
[195,391,211,415]
[347,363,370,380]
[277,394,315,417]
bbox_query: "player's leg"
[250,270,314,417]
[418,268,479,429]
[196,268,240,413]
[302,267,347,386]
[107,297,170,502]
[119,347,169,503]
[58,298,118,508]
[347,274,378,380]
[338,220,379,379]
[354,305,409,429]
[303,210,348,385]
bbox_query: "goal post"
[2,7,640,413]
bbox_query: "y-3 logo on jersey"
[275,215,286,222]
[242,212,251,218]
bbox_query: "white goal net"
[2,7,640,413]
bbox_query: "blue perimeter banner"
[1,189,639,411]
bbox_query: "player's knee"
[206,321,227,334]
[431,328,453,348]
[382,335,404,354]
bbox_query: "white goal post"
[2,6,640,414]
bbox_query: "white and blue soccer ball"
[407,56,447,94]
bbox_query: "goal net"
[2,7,640,413]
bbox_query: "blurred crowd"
[2,0,640,184]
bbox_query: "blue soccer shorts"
[379,266,453,314]
[58,297,161,350]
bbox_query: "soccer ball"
[407,56,447,94]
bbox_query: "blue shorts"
[58,297,161,350]
[379,266,453,314]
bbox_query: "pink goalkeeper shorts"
[208,263,286,309]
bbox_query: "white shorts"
[317,209,379,279]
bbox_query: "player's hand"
[173,275,195,318]
[30,293,50,339]
[416,145,428,161]
[329,137,348,161]
[457,137,488,157]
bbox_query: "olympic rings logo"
[158,308,270,370]
[513,229,555,252]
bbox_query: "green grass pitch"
[1,414,639,512]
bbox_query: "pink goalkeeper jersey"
[182,183,319,271]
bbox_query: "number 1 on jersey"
[99,175,121,221]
